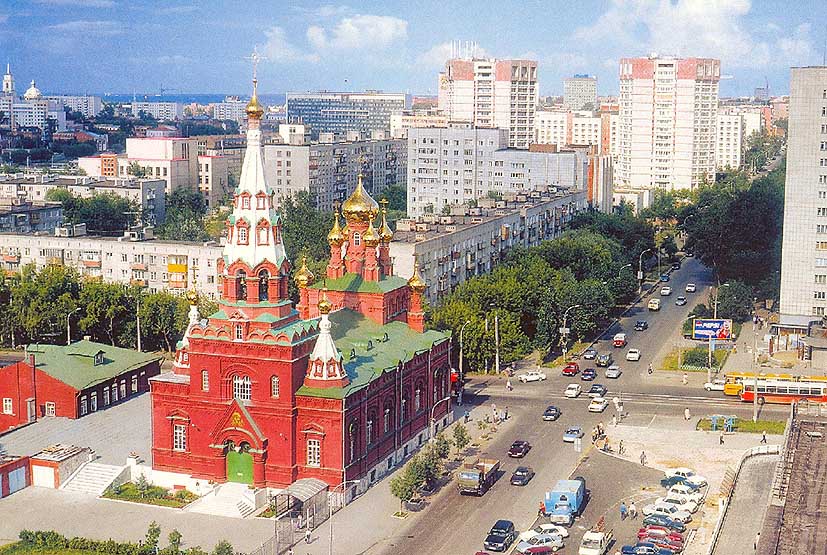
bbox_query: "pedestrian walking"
[618,440,624,455]
[640,451,647,466]
[598,421,604,436]
[538,501,545,517]
[504,406,509,420]
[620,501,628,520]
[761,431,767,444]
[754,532,761,550]
[719,431,725,445]
[611,414,617,427]
[506,379,513,391]
[464,410,470,423]
[684,407,691,421]
[682,373,688,385]
[305,528,312,544]
[629,501,637,519]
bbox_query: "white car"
[605,365,622,379]
[660,286,673,296]
[626,348,642,361]
[564,383,582,398]
[685,283,697,293]
[665,467,708,488]
[515,533,564,554]
[518,370,547,383]
[588,397,609,413]
[642,502,692,523]
[519,524,570,542]
[704,379,726,391]
[669,484,705,504]
[656,495,699,513]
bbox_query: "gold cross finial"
[245,46,267,82]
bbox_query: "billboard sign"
[693,319,733,341]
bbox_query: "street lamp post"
[328,479,361,555]
[430,395,453,440]
[638,249,653,295]
[559,304,582,359]
[66,308,80,346]
[459,320,471,383]
[617,263,632,279]
[753,332,759,422]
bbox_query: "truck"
[543,478,586,525]
[457,458,500,495]
[578,530,614,555]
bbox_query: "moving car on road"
[626,348,642,361]
[510,466,535,486]
[659,274,670,282]
[581,368,597,381]
[685,283,696,293]
[565,384,582,398]
[588,384,608,398]
[613,333,628,347]
[634,320,649,331]
[562,363,580,377]
[563,426,584,443]
[519,370,547,383]
[675,296,687,306]
[484,520,517,552]
[583,348,598,360]
[596,354,613,367]
[660,286,673,296]
[648,299,661,311]
[542,405,562,421]
[588,397,609,413]
[508,440,531,458]
[703,379,725,391]
[605,365,622,379]
[620,544,674,555]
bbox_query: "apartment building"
[0,76,67,134]
[779,67,827,326]
[406,123,587,216]
[131,101,184,121]
[261,134,406,211]
[0,201,63,233]
[563,75,598,111]
[617,56,720,190]
[438,57,538,148]
[716,113,745,170]
[0,228,223,297]
[211,96,248,123]
[534,110,604,152]
[285,91,406,138]
[390,190,587,304]
[534,111,568,148]
[197,155,230,207]
[44,94,102,118]
[390,110,449,138]
[0,174,166,224]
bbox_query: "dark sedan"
[510,466,535,486]
[583,348,598,360]
[542,405,561,421]
[580,368,597,381]
[642,514,687,533]
[634,320,649,331]
[508,440,531,458]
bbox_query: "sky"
[0,0,823,98]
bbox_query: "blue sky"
[0,0,821,97]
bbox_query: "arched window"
[242,196,250,209]
[366,416,374,445]
[414,386,421,412]
[238,226,248,244]
[401,394,408,423]
[270,375,279,398]
[233,375,251,402]
[236,270,247,300]
[257,225,269,245]
[256,195,265,209]
[353,232,361,246]
[258,270,269,301]
[383,406,391,433]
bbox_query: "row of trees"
[0,265,216,351]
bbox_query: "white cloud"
[262,26,319,63]
[415,42,454,69]
[306,14,407,50]
[157,54,192,65]
[47,20,122,36]
[157,5,197,15]
[315,5,349,18]
[34,0,115,7]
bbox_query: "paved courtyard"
[0,393,151,465]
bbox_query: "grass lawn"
[697,418,786,434]
[660,347,728,372]
[102,481,197,508]
[0,544,96,555]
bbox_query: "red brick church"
[150,78,452,490]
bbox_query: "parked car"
[659,274,670,282]
[668,484,705,504]
[664,468,708,488]
[596,354,613,367]
[562,363,580,377]
[641,503,692,524]
[675,296,687,306]
[588,397,609,413]
[656,495,699,513]
[519,370,547,383]
[626,348,642,361]
[514,533,564,554]
[484,520,517,552]
[638,527,684,543]
[660,475,701,489]
[634,320,649,331]
[583,348,598,360]
[508,440,532,458]
[646,536,684,553]
[562,426,584,443]
[581,368,597,381]
[542,405,562,421]
[621,545,674,555]
[685,283,696,293]
[636,540,679,555]
[564,384,582,398]
[648,298,661,311]
[671,262,681,270]
[605,365,622,379]
[510,466,535,486]
[642,514,687,533]
[588,383,608,398]
[519,524,569,542]
[703,379,726,391]
[660,286,673,296]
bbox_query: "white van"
[647,298,661,311]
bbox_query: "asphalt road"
[383,259,786,555]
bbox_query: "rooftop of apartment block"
[0,173,164,189]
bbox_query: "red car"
[562,362,580,376]
[646,535,683,552]
[523,547,555,555]
[638,527,684,543]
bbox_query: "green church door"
[226,447,253,485]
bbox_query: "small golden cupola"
[245,78,265,121]
[327,211,345,246]
[341,174,379,223]
[294,256,315,288]
[407,261,427,293]
[363,215,380,247]
[378,198,393,243]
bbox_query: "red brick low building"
[0,454,29,498]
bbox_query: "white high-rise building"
[438,57,538,149]
[616,55,720,190]
[780,67,827,324]
[563,75,597,111]
[45,95,103,118]
[715,114,745,170]
[131,101,183,120]
[534,111,568,148]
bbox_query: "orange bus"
[740,379,827,405]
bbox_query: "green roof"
[297,309,450,400]
[309,273,409,294]
[193,309,319,346]
[25,340,162,391]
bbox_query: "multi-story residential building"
[0,174,166,224]
[406,123,587,216]
[438,57,538,149]
[0,200,63,233]
[285,91,406,138]
[617,56,720,190]
[212,96,248,123]
[390,110,449,138]
[534,111,568,148]
[197,155,230,207]
[44,94,102,118]
[534,110,604,152]
[715,113,745,169]
[261,135,406,211]
[779,67,827,326]
[390,190,586,304]
[563,75,598,111]
[131,101,184,121]
[0,228,223,296]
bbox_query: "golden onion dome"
[294,256,315,288]
[327,211,345,246]
[318,288,333,314]
[185,289,199,306]
[407,261,427,293]
[363,216,380,247]
[245,78,264,120]
[341,174,379,223]
[378,199,393,243]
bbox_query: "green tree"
[714,280,754,322]
[11,264,80,343]
[77,282,133,345]
[145,521,161,550]
[452,423,471,456]
[139,292,181,352]
[156,187,209,241]
[660,234,678,261]
[433,432,452,460]
[135,475,151,499]
[280,191,333,262]
[211,540,234,555]
[382,184,407,212]
[167,530,183,554]
[389,470,417,513]
[127,161,148,178]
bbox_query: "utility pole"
[494,312,500,375]
[459,320,470,382]
[753,332,759,422]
